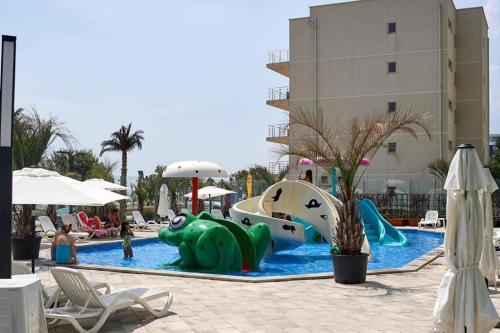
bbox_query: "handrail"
[268,123,289,138]
[268,161,289,175]
[267,86,289,101]
[268,49,289,64]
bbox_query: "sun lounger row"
[12,262,173,333]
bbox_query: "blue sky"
[1,0,498,177]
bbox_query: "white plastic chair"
[166,209,177,221]
[12,262,109,308]
[132,211,159,230]
[42,216,89,241]
[418,210,439,228]
[45,267,173,333]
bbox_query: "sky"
[0,0,498,178]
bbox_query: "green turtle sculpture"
[158,211,271,273]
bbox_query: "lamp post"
[0,35,16,279]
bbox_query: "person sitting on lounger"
[106,208,121,229]
[52,224,77,264]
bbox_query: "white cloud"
[485,0,500,36]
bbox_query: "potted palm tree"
[100,123,144,220]
[280,108,430,284]
[12,107,74,259]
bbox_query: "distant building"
[266,0,490,194]
[490,134,500,159]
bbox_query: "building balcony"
[266,123,289,144]
[266,86,289,111]
[268,161,289,175]
[267,49,289,77]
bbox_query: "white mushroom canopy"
[163,161,228,178]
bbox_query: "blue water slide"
[357,199,407,246]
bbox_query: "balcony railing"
[268,49,289,64]
[268,123,289,139]
[268,86,289,102]
[268,161,289,175]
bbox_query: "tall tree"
[278,108,430,254]
[12,107,74,236]
[100,123,144,218]
[13,107,74,170]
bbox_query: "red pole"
[191,177,198,214]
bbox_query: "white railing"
[268,49,289,64]
[268,123,289,138]
[267,86,289,101]
[268,161,289,175]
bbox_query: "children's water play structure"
[357,199,407,246]
[231,180,371,252]
[158,211,271,273]
[158,180,407,273]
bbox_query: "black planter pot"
[331,252,369,284]
[12,236,42,260]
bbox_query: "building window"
[387,22,396,33]
[448,140,453,151]
[388,143,397,153]
[388,62,397,73]
[388,102,397,113]
[448,59,453,72]
[448,99,453,112]
[448,19,453,32]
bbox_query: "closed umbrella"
[479,166,498,286]
[433,144,499,332]
[157,184,169,218]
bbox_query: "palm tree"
[427,159,449,182]
[12,107,75,236]
[13,107,74,170]
[100,123,144,218]
[278,108,431,254]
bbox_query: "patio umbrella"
[163,161,228,214]
[479,166,499,286]
[13,167,128,206]
[83,178,128,191]
[157,184,169,218]
[433,144,499,332]
[183,186,236,200]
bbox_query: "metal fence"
[268,49,289,64]
[359,192,500,222]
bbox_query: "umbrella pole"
[31,204,36,274]
[192,177,198,214]
[209,195,212,213]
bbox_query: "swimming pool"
[77,229,443,277]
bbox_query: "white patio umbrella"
[13,167,128,206]
[479,166,499,286]
[157,184,169,218]
[433,144,499,332]
[83,178,128,191]
[183,186,236,200]
[163,161,228,214]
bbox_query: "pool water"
[77,230,443,277]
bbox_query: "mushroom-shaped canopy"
[163,161,228,178]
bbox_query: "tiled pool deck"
[35,229,500,332]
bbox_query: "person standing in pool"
[51,224,77,264]
[120,222,134,258]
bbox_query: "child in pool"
[120,222,134,258]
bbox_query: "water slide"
[357,198,407,246]
[230,180,370,253]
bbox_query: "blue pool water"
[77,230,443,277]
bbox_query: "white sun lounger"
[40,216,90,241]
[45,267,173,333]
[418,210,440,228]
[132,211,160,230]
[12,262,110,308]
[166,208,177,221]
